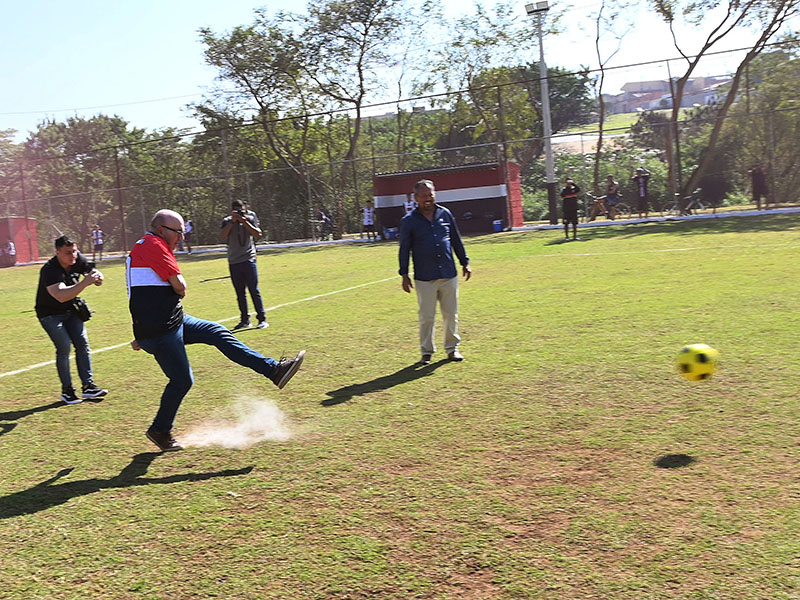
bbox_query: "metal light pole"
[526,1,557,224]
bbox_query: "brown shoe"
[146,428,184,452]
[420,354,432,365]
[270,350,306,389]
[448,351,464,361]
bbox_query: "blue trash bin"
[493,220,503,233]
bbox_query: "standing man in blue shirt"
[399,179,471,365]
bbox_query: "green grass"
[568,109,696,135]
[567,111,642,134]
[1,214,800,599]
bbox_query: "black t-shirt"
[35,252,93,318]
[561,185,580,210]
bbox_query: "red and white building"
[373,162,523,235]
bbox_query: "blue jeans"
[229,259,265,322]
[137,314,278,433]
[39,313,93,392]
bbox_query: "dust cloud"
[182,397,292,449]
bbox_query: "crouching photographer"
[34,235,109,404]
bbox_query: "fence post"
[768,112,777,204]
[496,85,513,229]
[306,165,315,241]
[221,129,232,206]
[139,189,147,234]
[114,148,128,252]
[19,164,34,261]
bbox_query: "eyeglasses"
[161,225,185,237]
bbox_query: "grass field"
[565,112,642,135]
[1,214,799,599]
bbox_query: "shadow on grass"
[0,399,105,438]
[474,213,799,247]
[583,214,797,241]
[544,237,585,247]
[0,452,254,520]
[654,454,696,469]
[322,360,450,406]
[0,401,66,424]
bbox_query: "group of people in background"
[583,167,651,226]
[32,179,468,452]
[573,162,774,232]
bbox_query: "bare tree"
[652,0,799,204]
[591,0,633,193]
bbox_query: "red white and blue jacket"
[126,233,183,340]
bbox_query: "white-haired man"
[127,209,304,452]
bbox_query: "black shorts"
[637,197,648,212]
[563,203,578,225]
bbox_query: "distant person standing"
[35,235,108,404]
[399,179,471,364]
[750,163,769,210]
[403,194,416,217]
[0,239,15,267]
[318,209,333,240]
[362,200,377,240]
[560,178,580,241]
[220,200,268,330]
[184,219,193,253]
[91,225,104,261]
[631,167,651,219]
[605,175,620,220]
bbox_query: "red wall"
[0,217,39,263]
[373,162,523,233]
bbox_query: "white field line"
[2,241,793,379]
[1,275,397,379]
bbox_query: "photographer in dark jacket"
[35,235,108,404]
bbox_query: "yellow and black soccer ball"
[676,344,719,381]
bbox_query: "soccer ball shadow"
[654,454,696,469]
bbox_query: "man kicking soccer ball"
[127,209,304,452]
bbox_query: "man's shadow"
[322,360,449,406]
[0,399,103,438]
[0,452,253,520]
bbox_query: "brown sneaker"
[419,354,432,365]
[146,428,184,452]
[269,350,305,389]
[448,351,464,361]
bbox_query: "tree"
[591,0,634,193]
[0,130,21,217]
[21,115,144,252]
[651,0,799,204]
[425,2,539,145]
[199,0,409,238]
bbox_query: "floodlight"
[525,1,549,15]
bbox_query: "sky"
[0,0,778,143]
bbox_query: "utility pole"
[526,1,557,224]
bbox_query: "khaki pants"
[415,277,460,356]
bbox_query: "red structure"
[373,162,524,235]
[0,217,39,263]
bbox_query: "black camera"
[235,209,245,217]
